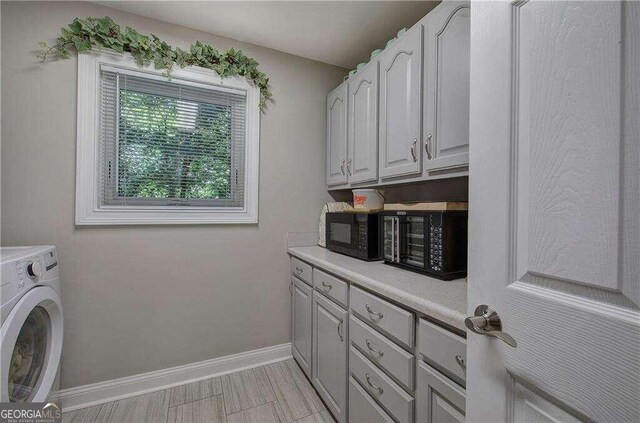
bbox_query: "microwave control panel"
[358,222,368,252]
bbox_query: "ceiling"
[93,1,439,69]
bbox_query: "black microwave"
[325,212,381,261]
[380,210,467,280]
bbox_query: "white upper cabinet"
[325,3,471,189]
[348,62,379,184]
[327,83,349,186]
[423,1,471,172]
[379,25,423,179]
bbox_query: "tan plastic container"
[352,189,385,211]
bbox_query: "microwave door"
[328,220,353,248]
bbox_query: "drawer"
[350,314,414,391]
[418,318,467,387]
[349,376,394,423]
[350,346,414,423]
[350,286,415,349]
[291,257,312,286]
[417,361,466,423]
[313,268,348,308]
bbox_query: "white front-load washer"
[1,246,63,402]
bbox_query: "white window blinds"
[99,67,247,208]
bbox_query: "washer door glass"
[8,306,50,402]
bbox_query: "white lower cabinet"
[350,346,414,423]
[312,291,348,423]
[292,276,313,378]
[290,255,467,423]
[417,361,466,423]
[349,376,394,423]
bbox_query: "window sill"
[75,207,258,225]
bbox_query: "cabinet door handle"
[411,138,417,162]
[425,134,432,160]
[366,339,384,357]
[340,159,346,175]
[365,373,384,394]
[455,355,466,370]
[321,281,332,291]
[365,304,384,319]
[337,318,344,341]
[347,159,352,175]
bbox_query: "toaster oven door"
[382,215,396,261]
[403,216,426,268]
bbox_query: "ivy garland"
[37,17,272,110]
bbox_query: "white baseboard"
[55,343,292,412]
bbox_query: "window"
[76,51,259,224]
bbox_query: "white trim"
[99,65,247,97]
[54,342,292,412]
[75,50,260,225]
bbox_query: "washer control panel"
[14,250,57,288]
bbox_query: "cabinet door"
[292,277,312,378]
[423,2,471,172]
[379,26,423,179]
[417,361,466,423]
[312,291,348,423]
[327,83,348,186]
[348,62,379,184]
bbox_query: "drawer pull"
[365,304,384,319]
[321,281,332,291]
[455,355,466,370]
[365,373,383,394]
[365,339,384,357]
[338,318,344,341]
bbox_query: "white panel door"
[348,62,379,184]
[292,277,312,378]
[312,291,348,423]
[468,2,639,422]
[327,83,348,186]
[423,1,470,172]
[379,26,423,179]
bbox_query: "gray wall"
[1,1,344,389]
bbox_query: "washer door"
[1,286,63,402]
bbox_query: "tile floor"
[62,359,335,423]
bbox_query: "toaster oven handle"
[395,217,401,263]
[390,217,395,263]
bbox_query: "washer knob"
[27,261,43,278]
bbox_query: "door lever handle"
[465,305,517,348]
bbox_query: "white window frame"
[75,50,260,225]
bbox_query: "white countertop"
[288,246,467,332]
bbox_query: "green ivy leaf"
[36,16,272,111]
